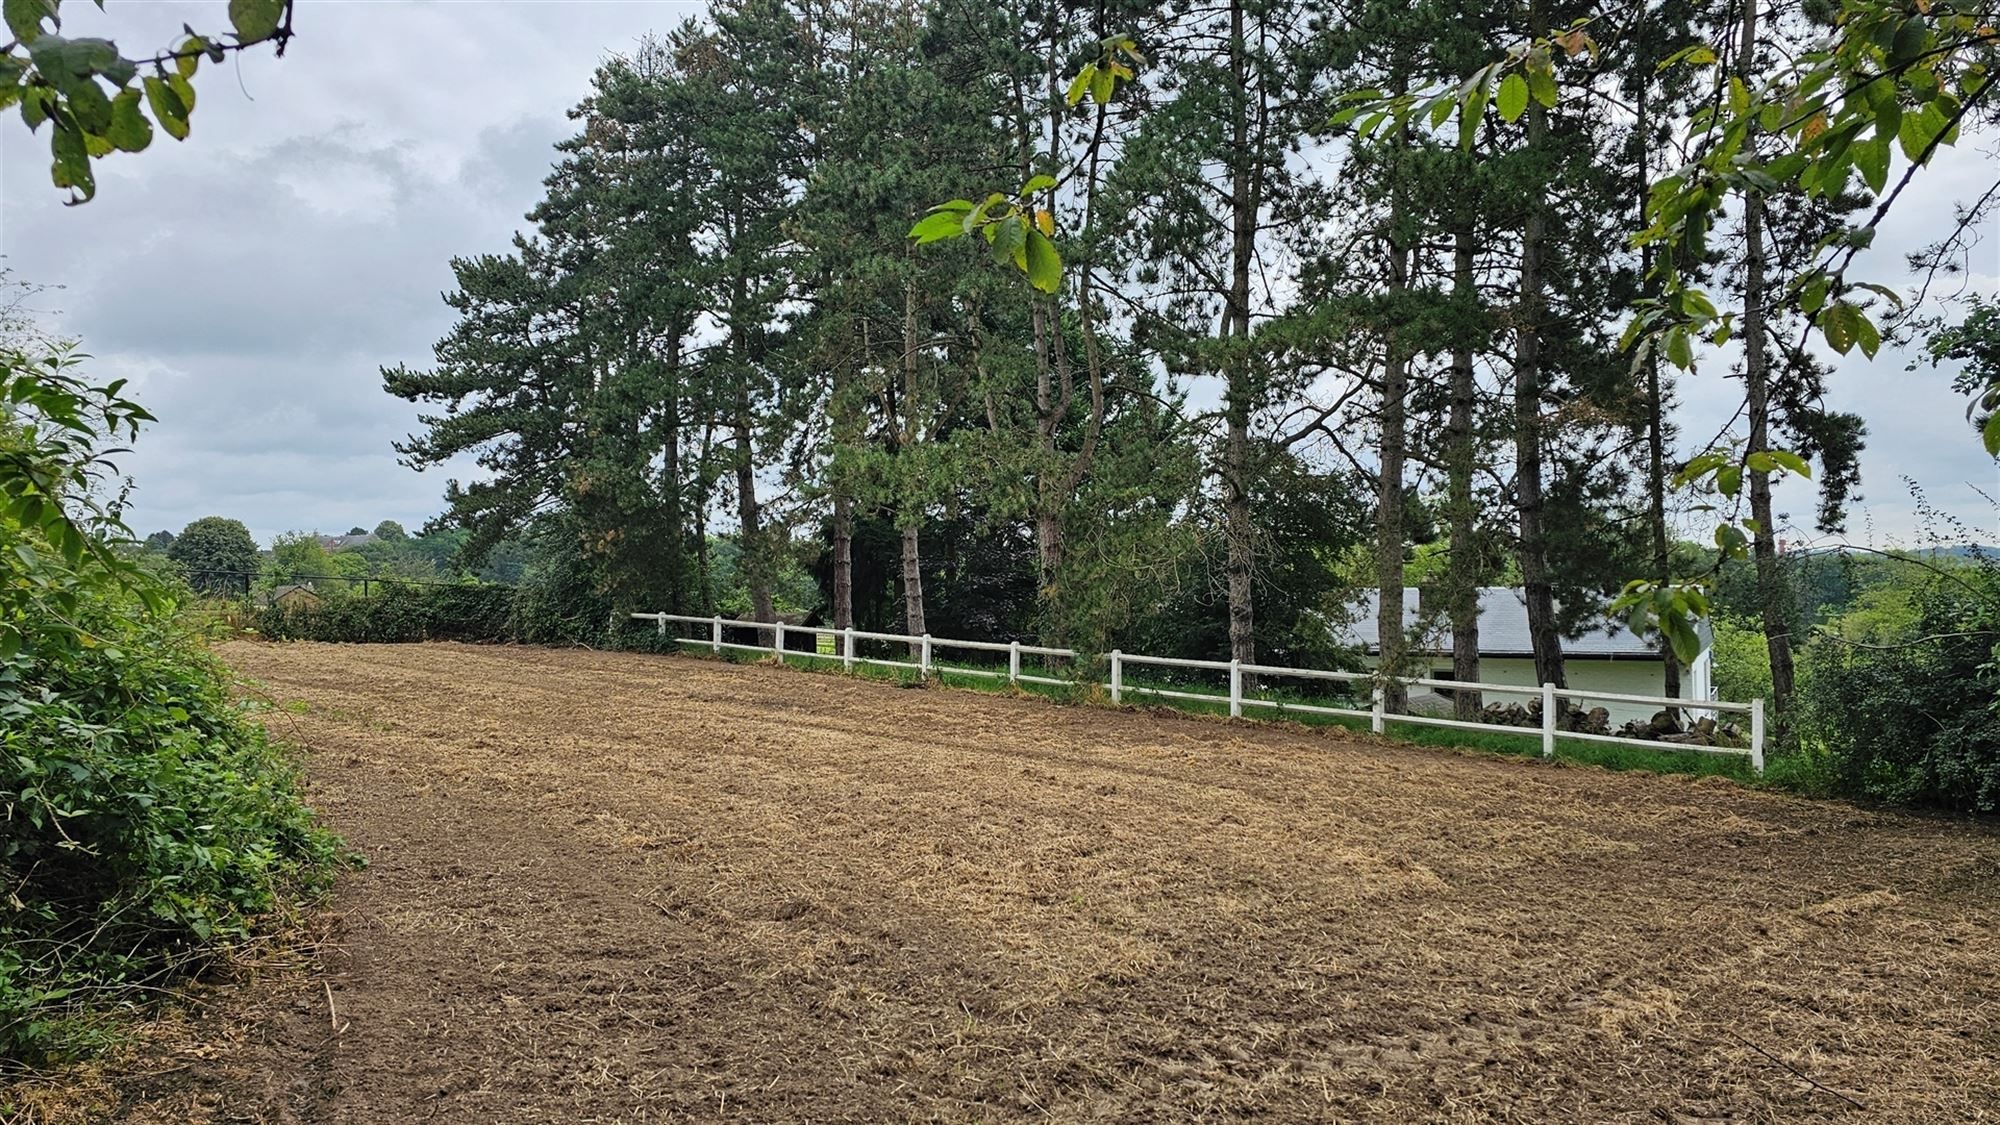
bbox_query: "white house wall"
[1362,656,1685,726]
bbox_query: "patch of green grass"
[665,642,1760,786]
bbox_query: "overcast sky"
[0,0,1995,548]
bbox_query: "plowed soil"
[66,642,2000,1121]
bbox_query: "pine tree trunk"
[1738,0,1795,718]
[729,246,773,636]
[831,349,857,631]
[900,522,926,641]
[1514,0,1565,690]
[662,332,685,615]
[901,278,928,653]
[1635,11,1680,714]
[1448,225,1482,719]
[1646,357,1681,705]
[1222,0,1257,669]
[1376,79,1411,712]
[832,496,853,632]
[733,407,774,630]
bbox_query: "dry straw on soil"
[14,641,1999,1123]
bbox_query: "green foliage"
[1625,5,1993,370]
[1,343,337,1062]
[165,515,259,594]
[1921,294,2000,452]
[1,601,340,1062]
[2,0,295,203]
[1795,575,2000,812]
[252,583,517,645]
[910,32,1144,293]
[1711,614,1773,707]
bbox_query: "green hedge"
[2,597,342,1062]
[251,584,518,644]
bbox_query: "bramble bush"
[1794,574,2000,814]
[2,345,341,1063]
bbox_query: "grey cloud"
[0,0,657,543]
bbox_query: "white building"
[1334,587,1716,726]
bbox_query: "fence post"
[1541,683,1557,760]
[1370,682,1385,734]
[842,626,855,672]
[774,621,785,662]
[1750,697,1766,774]
[1228,658,1242,718]
[1008,640,1021,685]
[711,615,722,654]
[920,633,932,678]
[1110,650,1123,703]
[655,613,665,638]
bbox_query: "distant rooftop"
[318,532,377,550]
[1332,587,1710,660]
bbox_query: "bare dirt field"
[51,641,2000,1122]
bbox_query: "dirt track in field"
[100,643,2000,1121]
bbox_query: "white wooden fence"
[629,612,1766,772]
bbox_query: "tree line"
[386,1,1995,729]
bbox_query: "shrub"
[2,346,340,1062]
[252,583,517,644]
[1794,579,2000,813]
[1,600,341,1061]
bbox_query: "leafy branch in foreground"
[907,33,1142,292]
[909,175,1062,294]
[1,0,296,203]
[1335,2,1996,663]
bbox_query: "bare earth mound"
[86,642,2000,1121]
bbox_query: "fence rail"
[631,612,1766,772]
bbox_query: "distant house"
[263,584,325,611]
[1334,587,1716,725]
[318,532,377,551]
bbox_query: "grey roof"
[1331,586,1710,660]
[318,532,377,550]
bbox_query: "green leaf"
[1495,73,1528,122]
[1822,301,1858,355]
[1800,273,1830,314]
[1715,465,1742,498]
[3,0,56,43]
[1019,174,1055,195]
[1065,64,1093,107]
[106,88,152,152]
[1853,309,1882,359]
[1983,412,2000,457]
[176,36,205,79]
[18,86,46,130]
[228,0,285,42]
[1527,64,1558,109]
[1898,103,1935,162]
[144,74,189,140]
[49,120,95,201]
[168,72,195,115]
[1458,75,1489,149]
[1090,66,1113,105]
[1767,449,1812,478]
[1665,326,1694,369]
[909,212,965,244]
[1854,133,1890,193]
[987,213,1026,266]
[1023,228,1061,294]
